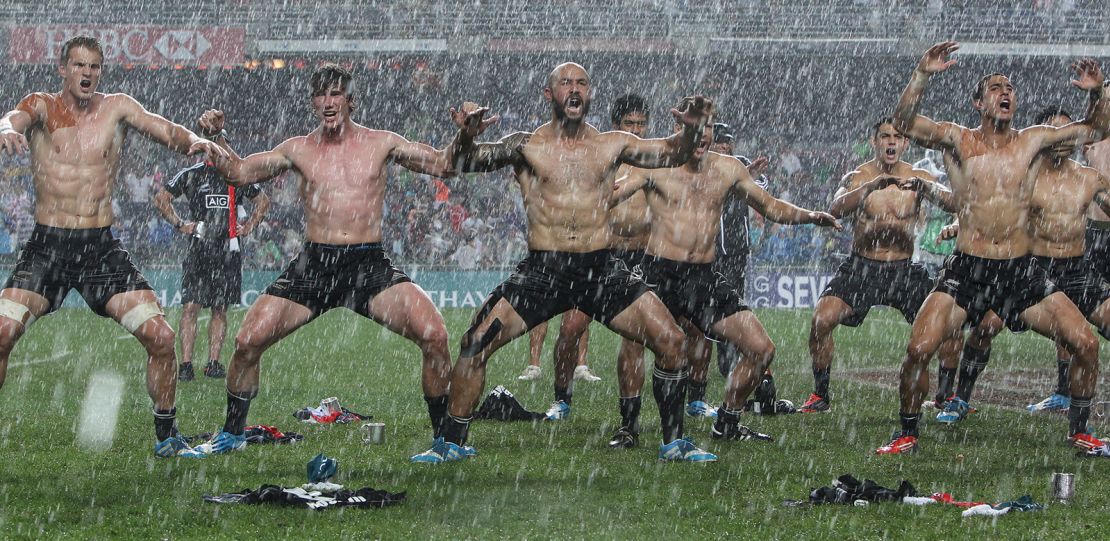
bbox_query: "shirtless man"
[413,63,717,463]
[194,64,472,456]
[877,41,1110,454]
[700,127,783,416]
[536,94,661,448]
[517,98,652,394]
[0,36,227,457]
[935,109,1110,423]
[615,115,840,443]
[799,118,961,413]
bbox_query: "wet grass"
[0,307,1108,539]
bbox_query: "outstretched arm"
[218,147,295,187]
[730,157,841,229]
[390,134,460,178]
[1026,59,1110,149]
[453,131,530,173]
[195,109,291,186]
[391,104,503,178]
[119,95,228,161]
[894,42,963,150]
[610,168,651,208]
[0,98,35,155]
[618,96,713,169]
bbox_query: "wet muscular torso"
[846,162,922,261]
[943,128,1043,259]
[609,163,650,251]
[515,124,627,252]
[642,153,735,264]
[281,126,394,245]
[19,92,129,229]
[1029,159,1104,258]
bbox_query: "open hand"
[450,102,500,138]
[0,130,28,155]
[1070,58,1104,91]
[198,109,225,137]
[809,211,843,231]
[917,41,959,74]
[188,139,229,161]
[747,156,769,179]
[671,96,714,129]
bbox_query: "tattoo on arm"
[1095,188,1110,215]
[462,132,530,172]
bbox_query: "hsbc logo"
[9,26,244,65]
[206,194,230,208]
[153,31,212,61]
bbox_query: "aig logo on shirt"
[205,194,230,209]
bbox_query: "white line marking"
[11,349,72,367]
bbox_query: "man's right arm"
[199,109,291,186]
[894,42,963,150]
[618,96,713,169]
[212,142,294,186]
[454,132,529,173]
[0,95,39,155]
[828,171,868,217]
[1025,60,1110,150]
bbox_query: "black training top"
[718,155,770,259]
[164,161,263,241]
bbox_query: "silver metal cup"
[362,422,385,444]
[321,396,341,414]
[1093,401,1110,419]
[192,221,207,239]
[1051,472,1075,501]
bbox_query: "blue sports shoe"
[460,445,479,458]
[1027,393,1070,412]
[411,437,467,463]
[936,397,970,424]
[686,401,719,418]
[194,431,247,455]
[658,438,718,462]
[544,400,571,421]
[154,436,207,458]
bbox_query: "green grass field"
[1,307,1108,539]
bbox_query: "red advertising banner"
[8,25,245,65]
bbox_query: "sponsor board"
[0,267,837,310]
[746,268,835,309]
[9,25,245,64]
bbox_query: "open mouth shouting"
[999,98,1012,114]
[565,95,583,114]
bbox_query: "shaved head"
[547,62,589,89]
[544,62,592,122]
